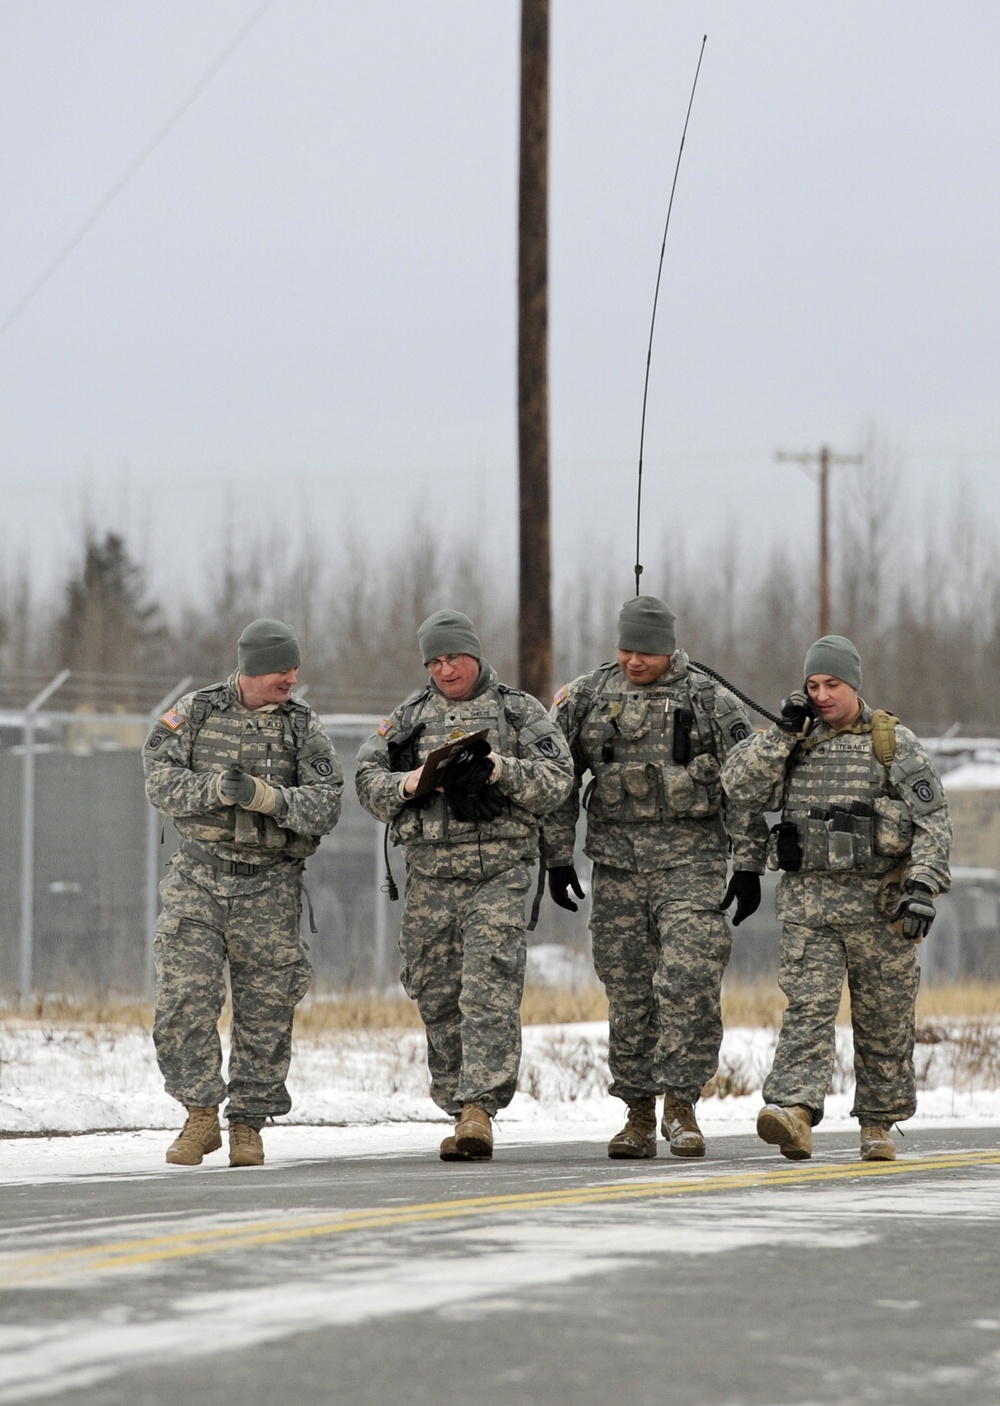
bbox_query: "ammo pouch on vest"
[771,801,875,872]
[589,754,721,822]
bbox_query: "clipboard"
[412,729,490,797]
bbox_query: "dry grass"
[5,980,1000,1034]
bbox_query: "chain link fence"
[1,687,995,1001]
[0,697,591,1002]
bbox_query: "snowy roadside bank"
[2,1019,1000,1140]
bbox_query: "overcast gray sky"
[1,1,998,607]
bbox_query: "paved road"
[2,1126,1000,1405]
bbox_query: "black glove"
[892,882,936,940]
[219,766,256,807]
[442,738,505,824]
[548,865,585,912]
[721,871,762,927]
[778,690,815,734]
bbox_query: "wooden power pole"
[776,445,864,636]
[517,0,551,702]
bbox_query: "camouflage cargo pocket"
[594,766,626,815]
[488,927,526,979]
[664,763,696,816]
[622,763,659,820]
[686,753,722,818]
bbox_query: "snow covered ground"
[2,1017,999,1173]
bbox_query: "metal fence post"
[19,670,70,1003]
[144,678,192,997]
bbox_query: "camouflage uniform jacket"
[541,650,769,875]
[720,704,951,926]
[354,662,574,880]
[143,672,343,869]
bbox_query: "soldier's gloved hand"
[721,871,762,927]
[548,866,585,912]
[444,784,507,825]
[217,766,278,814]
[218,766,256,807]
[442,738,495,800]
[892,882,936,940]
[778,690,815,734]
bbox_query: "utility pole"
[517,0,551,702]
[776,445,864,636]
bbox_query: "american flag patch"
[377,718,393,737]
[159,709,185,731]
[553,685,568,707]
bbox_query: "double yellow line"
[3,1149,998,1288]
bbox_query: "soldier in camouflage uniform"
[721,634,951,1162]
[355,610,573,1161]
[143,619,343,1168]
[543,596,769,1159]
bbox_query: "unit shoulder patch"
[535,734,563,759]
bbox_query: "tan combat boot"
[454,1103,493,1159]
[661,1094,706,1158]
[607,1097,657,1159]
[860,1125,896,1162]
[228,1123,265,1168]
[440,1120,492,1162]
[756,1104,813,1160]
[165,1106,222,1166]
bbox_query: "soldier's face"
[617,649,671,686]
[428,653,480,701]
[806,674,860,730]
[240,668,299,709]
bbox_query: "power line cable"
[0,0,275,342]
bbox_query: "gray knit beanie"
[237,619,302,676]
[803,635,862,689]
[617,596,677,656]
[417,609,482,665]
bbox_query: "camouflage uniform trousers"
[763,917,919,1126]
[152,857,312,1127]
[399,862,531,1117]
[589,859,731,1106]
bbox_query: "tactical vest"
[389,680,538,847]
[178,686,319,859]
[574,660,741,827]
[775,712,913,875]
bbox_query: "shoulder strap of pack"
[279,697,313,750]
[686,668,724,748]
[398,685,433,734]
[187,685,229,735]
[870,709,899,767]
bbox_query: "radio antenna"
[634,34,707,595]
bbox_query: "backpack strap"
[869,709,899,767]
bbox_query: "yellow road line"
[3,1149,999,1288]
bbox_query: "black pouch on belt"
[773,820,803,872]
[672,708,695,766]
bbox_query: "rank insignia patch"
[159,709,185,731]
